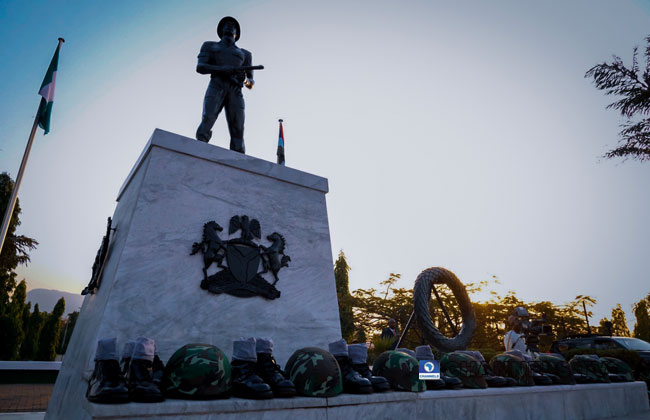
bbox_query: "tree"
[610,303,631,337]
[0,279,27,359]
[586,36,650,161]
[0,173,37,361]
[36,297,65,361]
[598,318,613,336]
[333,251,355,342]
[60,311,79,354]
[21,303,43,360]
[0,173,38,306]
[633,296,650,342]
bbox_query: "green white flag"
[38,41,63,134]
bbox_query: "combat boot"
[231,338,273,399]
[442,374,463,389]
[152,354,165,388]
[348,343,389,392]
[329,339,372,394]
[256,353,296,397]
[335,355,373,394]
[127,337,164,402]
[231,360,274,399]
[87,359,129,403]
[119,340,135,377]
[86,338,128,404]
[351,362,390,392]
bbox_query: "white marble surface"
[78,383,649,420]
[45,129,341,419]
[117,129,328,200]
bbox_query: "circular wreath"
[413,267,476,352]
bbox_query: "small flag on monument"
[277,119,285,165]
[38,38,64,135]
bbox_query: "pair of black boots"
[329,340,389,394]
[86,338,164,404]
[231,352,296,399]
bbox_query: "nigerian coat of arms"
[191,215,291,300]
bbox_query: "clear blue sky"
[1,0,649,329]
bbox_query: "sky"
[0,0,649,330]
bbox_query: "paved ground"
[0,385,53,413]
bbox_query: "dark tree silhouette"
[586,36,650,161]
[334,251,355,342]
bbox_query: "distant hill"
[26,289,84,314]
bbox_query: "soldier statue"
[195,16,261,153]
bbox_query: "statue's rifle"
[234,65,264,72]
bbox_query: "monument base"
[80,382,648,420]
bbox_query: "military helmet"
[440,352,487,389]
[568,355,610,383]
[600,357,634,382]
[284,347,342,397]
[162,344,231,399]
[372,351,426,392]
[217,16,241,41]
[490,353,534,386]
[536,354,575,385]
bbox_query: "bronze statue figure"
[195,16,263,153]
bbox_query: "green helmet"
[536,354,575,385]
[162,344,231,399]
[372,351,426,392]
[600,357,634,382]
[569,355,610,383]
[440,352,487,389]
[490,353,534,386]
[284,347,342,397]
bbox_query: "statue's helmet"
[217,16,241,41]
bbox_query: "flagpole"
[0,37,64,256]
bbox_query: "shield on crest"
[226,243,261,283]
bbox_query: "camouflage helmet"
[568,355,610,384]
[536,354,575,385]
[372,351,426,392]
[490,353,534,386]
[600,357,634,382]
[440,352,487,389]
[284,347,342,397]
[162,344,231,399]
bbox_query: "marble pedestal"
[84,382,650,420]
[45,129,342,419]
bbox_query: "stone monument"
[45,129,342,418]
